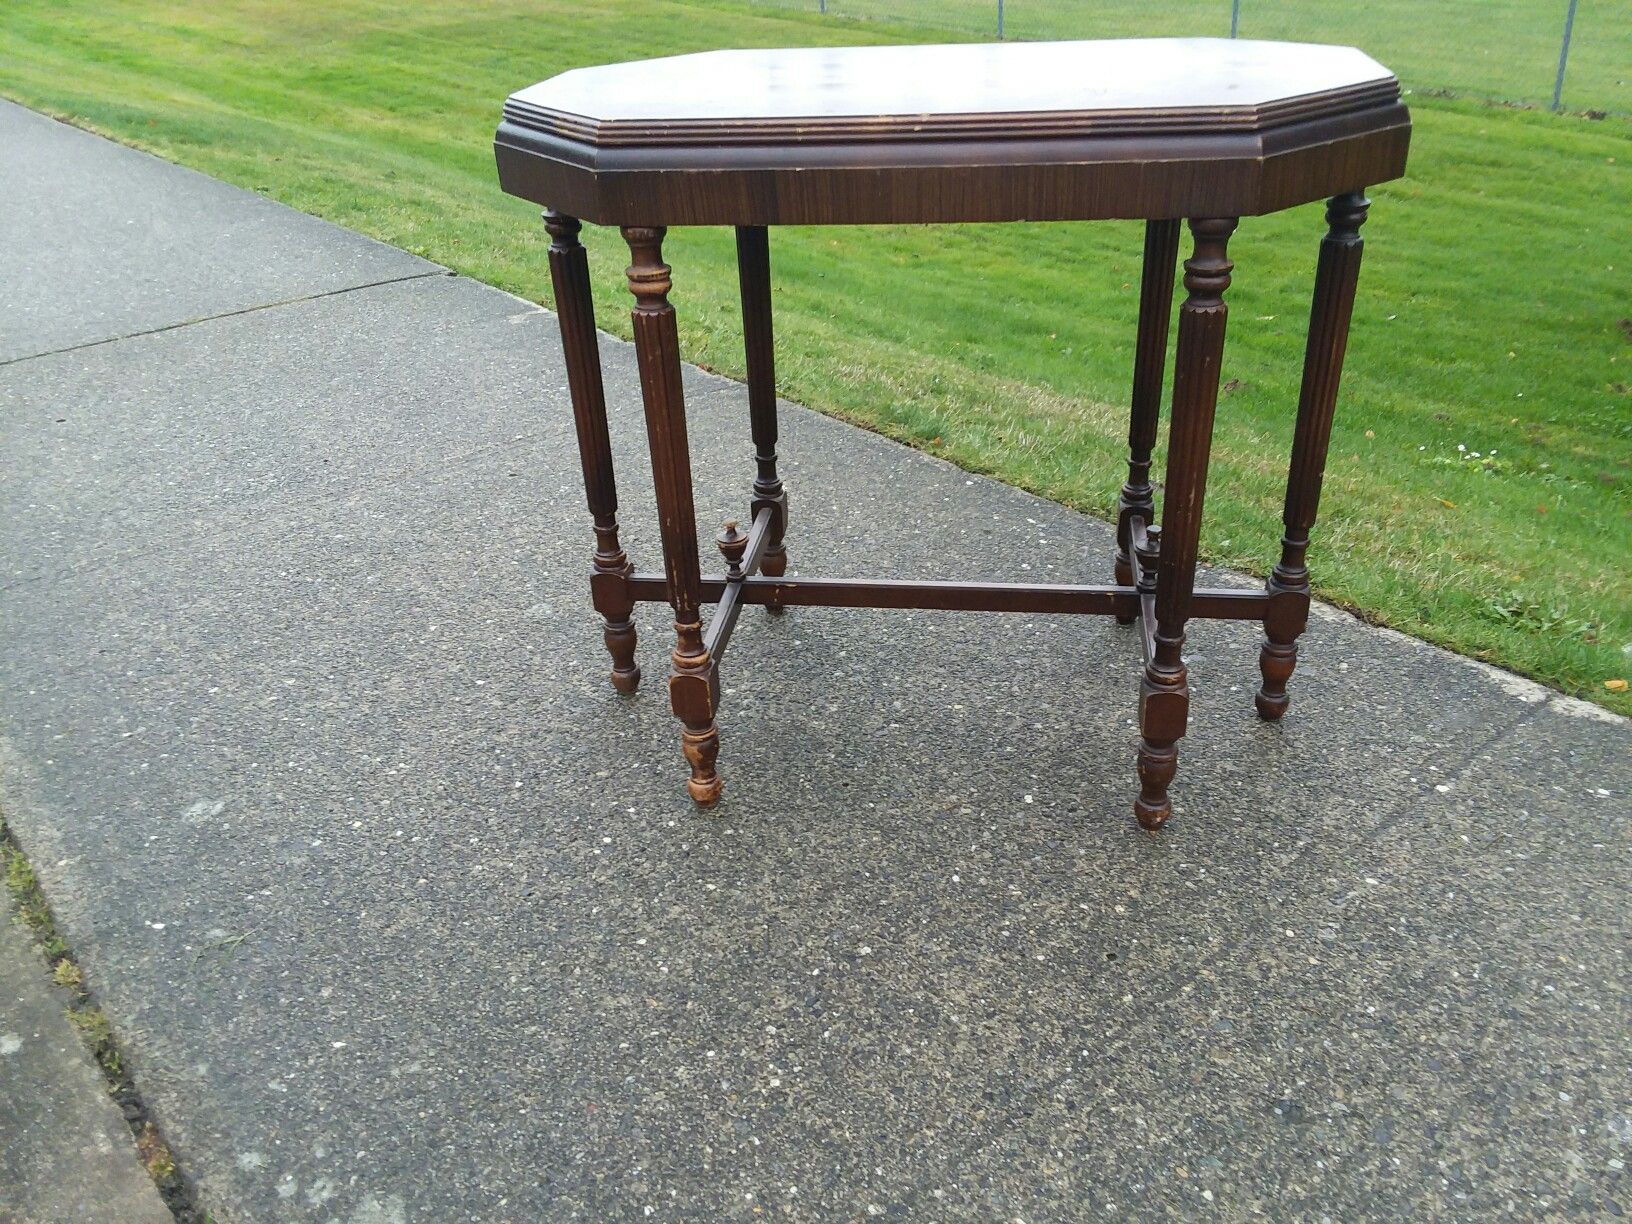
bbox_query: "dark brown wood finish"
[1115,217,1181,622]
[735,226,789,599]
[629,573,1267,618]
[702,508,777,662]
[502,40,1401,143]
[622,225,722,805]
[506,41,1406,827]
[1257,191,1370,719]
[1137,216,1237,830]
[495,41,1407,226]
[544,210,640,694]
[498,114,1407,228]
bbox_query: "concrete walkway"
[2,100,1628,1221]
[0,916,171,1224]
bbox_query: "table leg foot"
[606,626,642,695]
[590,567,641,694]
[681,725,722,805]
[1135,739,1177,829]
[671,642,722,806]
[1254,669,1292,720]
[1255,641,1296,720]
[1254,579,1305,719]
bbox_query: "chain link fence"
[750,0,1628,115]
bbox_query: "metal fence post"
[1230,0,1241,38]
[1552,0,1579,111]
[818,0,825,12]
[997,0,1005,39]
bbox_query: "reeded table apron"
[493,38,1411,828]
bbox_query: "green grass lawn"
[3,0,1629,714]
[752,0,1631,115]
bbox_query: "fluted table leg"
[1116,218,1180,623]
[1257,192,1370,720]
[1136,216,1237,830]
[622,225,722,806]
[545,210,640,695]
[735,226,789,608]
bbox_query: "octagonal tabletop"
[495,38,1410,226]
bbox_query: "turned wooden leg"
[623,225,722,806]
[736,225,789,610]
[545,210,640,694]
[1116,218,1180,624]
[1257,192,1370,720]
[1136,216,1237,830]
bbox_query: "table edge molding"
[501,76,1401,149]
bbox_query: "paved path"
[2,100,1628,1221]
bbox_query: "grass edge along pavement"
[2,816,207,1222]
[0,0,1627,717]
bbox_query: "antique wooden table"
[494,38,1410,828]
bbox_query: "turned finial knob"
[717,520,748,579]
[1135,525,1161,594]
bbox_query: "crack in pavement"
[0,270,451,369]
